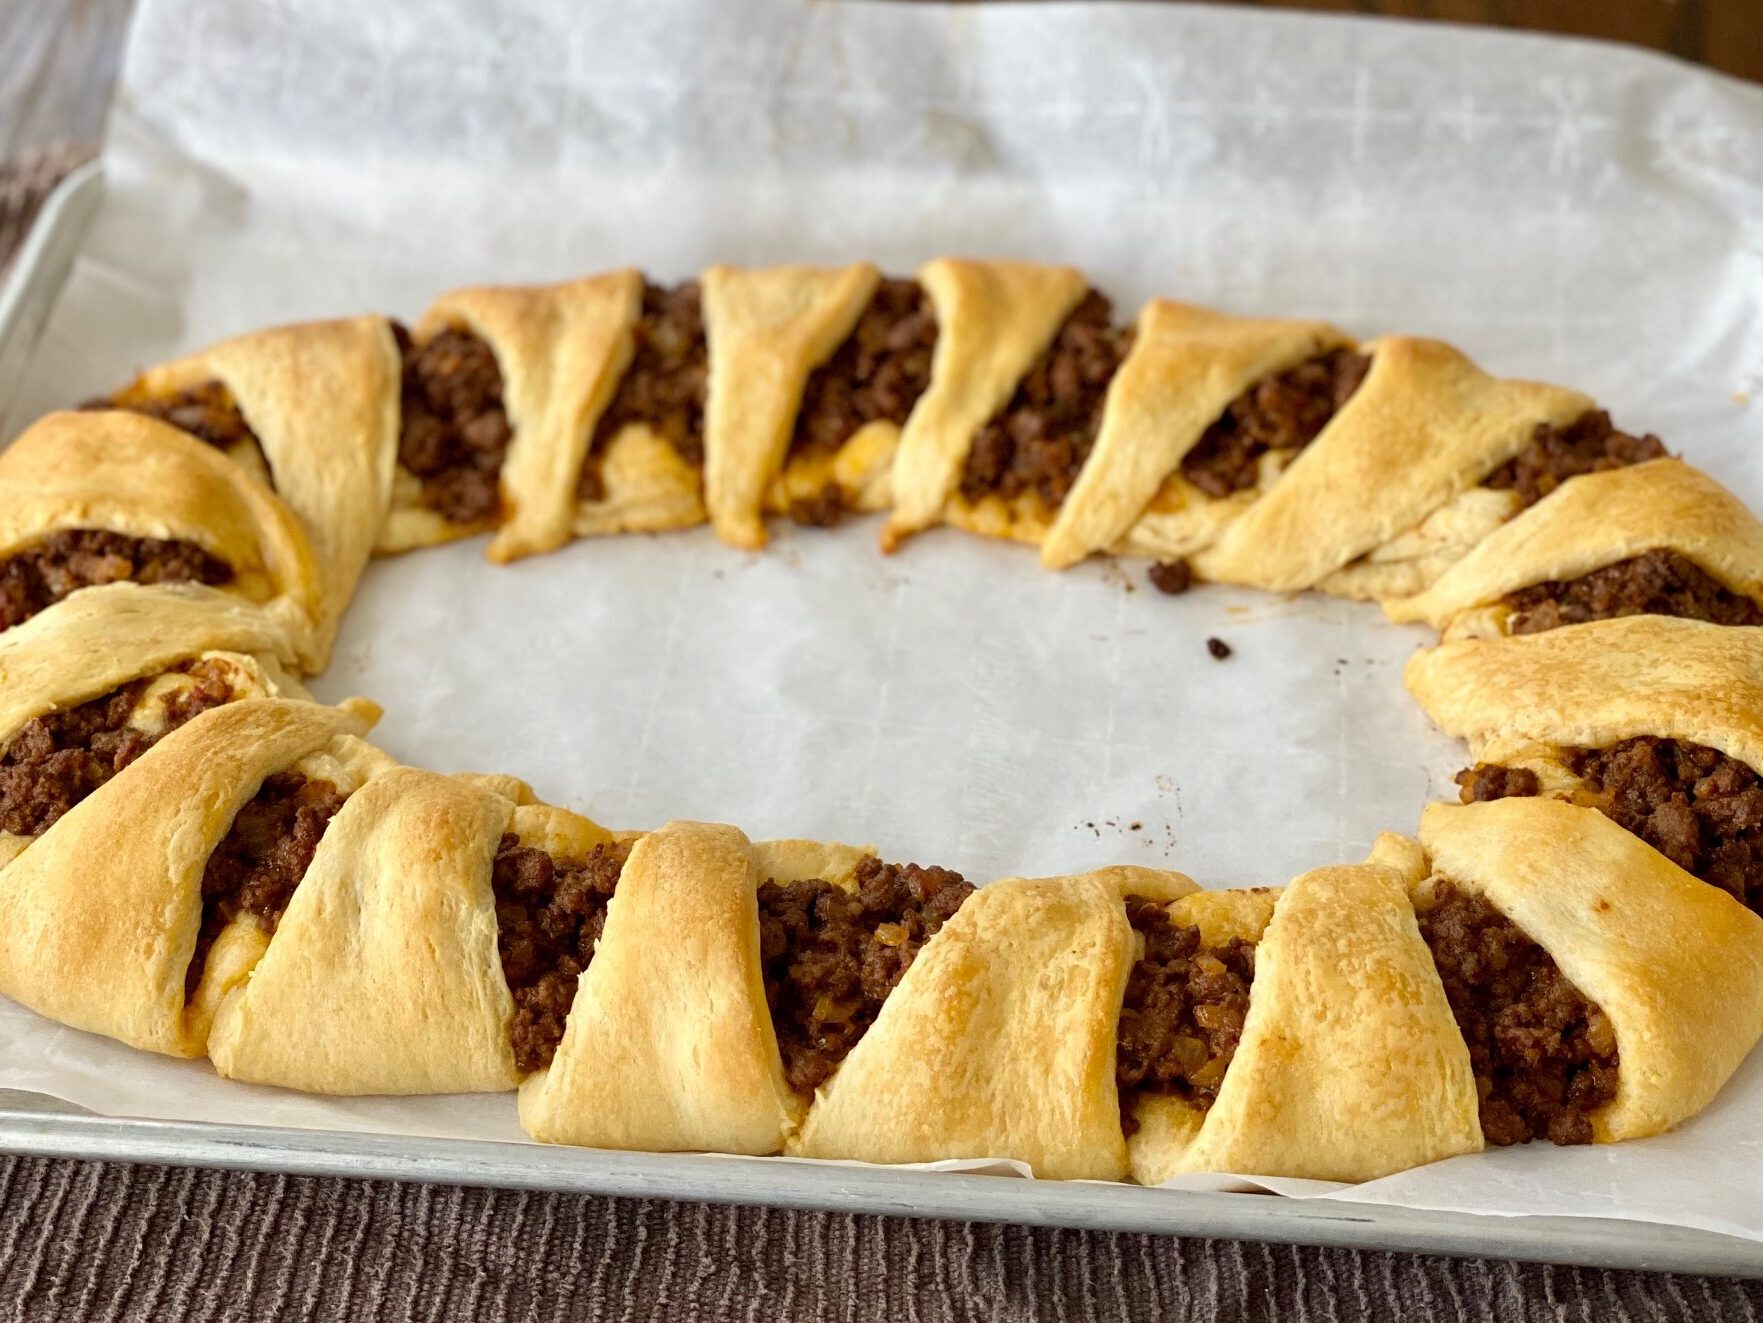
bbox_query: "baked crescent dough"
[0,411,326,667]
[0,582,302,742]
[766,417,899,519]
[1420,797,1763,1141]
[1313,486,1524,603]
[1191,337,1591,593]
[0,698,379,1057]
[120,316,402,665]
[1387,459,1763,637]
[519,820,800,1153]
[790,865,1196,1180]
[572,423,708,540]
[207,766,520,1094]
[1404,616,1763,776]
[881,259,1089,550]
[1042,302,1350,570]
[10,259,1763,1184]
[410,275,646,564]
[700,263,880,549]
[1129,844,1482,1185]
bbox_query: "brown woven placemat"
[5,1154,1761,1322]
[4,144,1763,1323]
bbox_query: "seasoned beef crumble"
[88,381,261,455]
[395,324,512,526]
[493,835,630,1074]
[1503,549,1763,635]
[1571,739,1763,913]
[0,659,238,838]
[188,771,347,998]
[1455,763,1541,804]
[0,530,234,632]
[1418,881,1619,1146]
[1458,738,1763,914]
[1115,896,1256,1136]
[792,279,937,460]
[784,279,938,527]
[576,281,708,501]
[958,291,1128,510]
[757,856,972,1096]
[786,484,848,529]
[1482,410,1666,509]
[1148,560,1193,595]
[1178,349,1371,499]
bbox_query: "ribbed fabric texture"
[0,1156,1756,1321]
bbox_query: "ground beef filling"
[958,291,1128,509]
[1419,881,1619,1146]
[1178,349,1371,499]
[786,279,938,526]
[1482,410,1667,509]
[757,856,972,1096]
[1454,763,1541,804]
[1502,549,1763,635]
[0,659,238,838]
[493,835,630,1075]
[1574,739,1763,912]
[187,772,347,999]
[1115,897,1256,1137]
[395,324,512,527]
[0,529,233,632]
[1457,737,1763,913]
[576,282,708,502]
[87,380,260,454]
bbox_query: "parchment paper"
[6,0,1763,1241]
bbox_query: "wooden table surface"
[1223,0,1761,83]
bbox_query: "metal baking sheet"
[3,1090,1761,1278]
[0,163,102,437]
[1,164,1760,1282]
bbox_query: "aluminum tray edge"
[0,1102,1756,1279]
[0,161,104,439]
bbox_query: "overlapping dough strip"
[1,256,1762,1182]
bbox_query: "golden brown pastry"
[1043,301,1350,569]
[0,581,303,745]
[519,820,802,1153]
[3,256,1760,1192]
[1191,337,1590,596]
[881,259,1089,550]
[1419,797,1763,1141]
[761,277,936,525]
[406,275,647,563]
[207,766,523,1094]
[0,411,326,667]
[1128,839,1482,1185]
[0,697,382,1057]
[1404,615,1763,780]
[1387,459,1763,638]
[112,316,402,663]
[790,864,1194,1179]
[564,280,710,543]
[0,582,312,869]
[376,281,623,555]
[701,263,880,549]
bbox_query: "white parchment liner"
[5,0,1763,1240]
